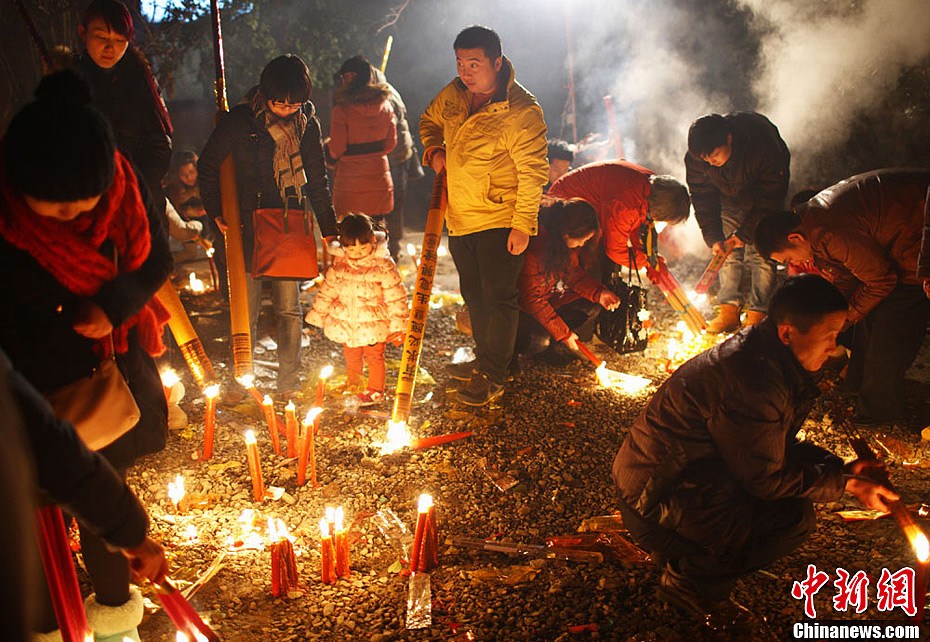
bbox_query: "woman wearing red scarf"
[0,71,172,642]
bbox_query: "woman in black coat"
[75,0,173,206]
[199,54,337,395]
[0,71,171,640]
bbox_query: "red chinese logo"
[791,564,830,618]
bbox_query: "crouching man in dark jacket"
[612,275,896,631]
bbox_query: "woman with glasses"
[198,54,338,397]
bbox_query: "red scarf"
[0,151,168,357]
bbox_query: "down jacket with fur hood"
[306,241,408,347]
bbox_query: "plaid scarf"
[263,108,308,204]
[0,150,168,358]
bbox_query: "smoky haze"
[738,0,930,187]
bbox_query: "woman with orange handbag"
[199,54,338,397]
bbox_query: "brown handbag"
[251,200,319,280]
[45,335,141,451]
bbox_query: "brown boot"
[706,303,741,334]
[742,310,766,328]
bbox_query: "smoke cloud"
[738,0,930,184]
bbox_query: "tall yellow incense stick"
[210,0,252,378]
[156,281,217,388]
[391,172,446,423]
[380,35,394,74]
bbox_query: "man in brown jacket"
[755,168,930,425]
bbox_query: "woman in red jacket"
[328,56,397,223]
[516,198,619,366]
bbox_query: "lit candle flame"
[205,246,216,258]
[188,272,205,293]
[417,493,434,513]
[160,368,180,388]
[319,365,334,380]
[906,525,930,563]
[334,506,345,531]
[176,633,190,642]
[406,243,417,259]
[204,383,220,399]
[303,407,324,426]
[237,373,256,389]
[263,394,272,405]
[245,430,257,445]
[319,517,329,538]
[168,474,185,508]
[285,400,296,413]
[325,506,336,524]
[378,419,413,455]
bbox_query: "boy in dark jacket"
[199,54,337,395]
[613,275,896,631]
[685,112,790,333]
[755,169,930,426]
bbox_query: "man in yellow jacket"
[420,25,548,406]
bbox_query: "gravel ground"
[112,236,930,642]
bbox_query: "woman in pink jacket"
[306,214,408,405]
[328,57,397,222]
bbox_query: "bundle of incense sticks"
[35,507,91,642]
[652,264,706,335]
[693,237,738,295]
[155,578,221,641]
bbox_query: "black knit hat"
[4,70,116,201]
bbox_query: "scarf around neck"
[256,99,308,204]
[0,150,168,358]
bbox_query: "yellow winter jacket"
[420,57,548,237]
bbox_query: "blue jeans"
[716,213,776,312]
[246,275,302,389]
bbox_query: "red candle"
[409,494,432,573]
[269,518,300,597]
[285,401,298,458]
[298,408,322,486]
[262,394,281,456]
[244,430,265,502]
[320,518,336,584]
[314,365,333,407]
[334,506,350,577]
[419,504,439,572]
[202,384,220,460]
